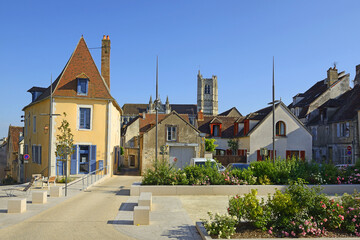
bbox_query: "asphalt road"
[0,175,142,240]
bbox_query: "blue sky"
[1,0,360,138]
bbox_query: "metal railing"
[66,166,109,191]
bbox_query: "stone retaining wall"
[130,182,360,196]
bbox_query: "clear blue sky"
[1,0,360,138]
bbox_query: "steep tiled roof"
[122,103,197,116]
[122,104,148,115]
[218,107,242,117]
[7,126,23,152]
[288,80,328,109]
[24,37,120,111]
[327,85,360,122]
[170,104,197,115]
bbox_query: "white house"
[236,102,312,162]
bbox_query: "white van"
[190,158,226,172]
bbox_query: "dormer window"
[77,78,88,95]
[210,124,221,137]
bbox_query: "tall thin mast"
[155,56,159,170]
[272,57,275,163]
[48,74,53,177]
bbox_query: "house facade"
[122,111,203,174]
[237,102,312,162]
[307,81,360,164]
[5,126,23,182]
[22,36,121,181]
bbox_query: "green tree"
[55,113,74,177]
[205,138,218,152]
[228,139,239,155]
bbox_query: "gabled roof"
[27,87,47,93]
[288,73,349,119]
[197,116,239,138]
[218,107,242,117]
[23,37,121,112]
[245,102,310,136]
[7,126,23,152]
[135,111,195,134]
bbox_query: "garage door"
[169,146,194,169]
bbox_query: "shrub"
[202,212,237,239]
[142,160,178,185]
[228,189,269,230]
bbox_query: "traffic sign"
[24,154,30,160]
[347,150,352,155]
[347,146,352,151]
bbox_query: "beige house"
[122,111,203,174]
[22,36,122,181]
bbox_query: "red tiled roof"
[53,37,112,99]
[8,126,23,152]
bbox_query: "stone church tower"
[197,70,218,115]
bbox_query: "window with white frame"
[338,147,352,165]
[337,122,349,138]
[167,126,177,141]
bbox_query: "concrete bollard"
[8,198,27,213]
[50,186,62,197]
[32,191,47,204]
[133,206,150,225]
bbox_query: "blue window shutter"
[57,158,63,175]
[90,145,96,172]
[39,146,42,164]
[70,145,78,174]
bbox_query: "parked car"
[226,163,250,171]
[190,158,225,172]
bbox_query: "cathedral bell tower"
[197,70,218,115]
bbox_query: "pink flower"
[339,215,344,221]
[321,204,326,209]
[323,218,328,222]
[285,232,289,237]
[353,218,356,222]
[268,230,273,234]
[291,231,296,236]
[270,227,273,230]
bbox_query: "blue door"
[70,145,78,174]
[90,145,97,173]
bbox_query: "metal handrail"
[66,166,109,191]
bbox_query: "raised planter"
[130,182,360,196]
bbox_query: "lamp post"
[154,56,159,170]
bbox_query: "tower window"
[204,85,211,94]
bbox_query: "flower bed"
[201,180,360,239]
[142,158,360,186]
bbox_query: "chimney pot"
[106,35,110,40]
[103,35,106,40]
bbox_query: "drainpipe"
[106,100,112,176]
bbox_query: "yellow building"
[22,36,122,181]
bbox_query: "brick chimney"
[327,66,338,87]
[354,64,360,86]
[101,35,111,89]
[197,110,204,121]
